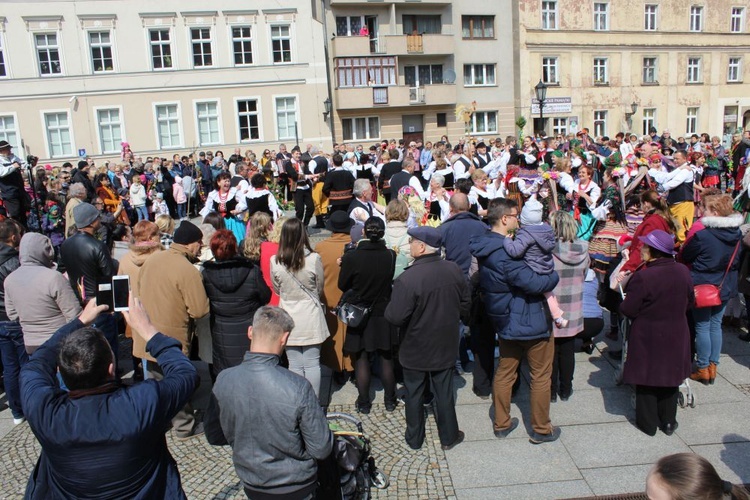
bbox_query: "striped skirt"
[589,219,629,275]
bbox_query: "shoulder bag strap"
[718,240,741,289]
[284,266,323,309]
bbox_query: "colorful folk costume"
[589,179,629,276]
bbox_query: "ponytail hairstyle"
[648,453,750,500]
[640,190,678,235]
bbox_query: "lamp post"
[534,80,548,136]
[625,101,638,132]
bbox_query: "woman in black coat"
[202,229,271,375]
[620,230,693,437]
[338,217,397,414]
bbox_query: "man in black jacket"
[206,306,333,499]
[71,160,96,202]
[0,219,26,424]
[285,149,318,227]
[60,203,118,365]
[385,226,470,451]
[322,154,354,214]
[377,149,402,204]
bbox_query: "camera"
[26,155,38,166]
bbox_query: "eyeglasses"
[505,212,519,218]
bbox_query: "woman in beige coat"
[271,217,329,397]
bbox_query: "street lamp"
[534,80,548,135]
[322,98,332,121]
[625,101,639,131]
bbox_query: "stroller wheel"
[689,394,696,408]
[370,469,390,490]
[677,392,685,408]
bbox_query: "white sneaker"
[13,417,25,425]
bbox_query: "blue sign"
[78,148,86,157]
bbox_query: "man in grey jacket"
[206,306,333,499]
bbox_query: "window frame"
[152,101,184,150]
[404,64,444,87]
[642,56,658,84]
[593,110,607,137]
[593,57,608,85]
[728,56,743,82]
[642,108,657,136]
[541,56,559,85]
[541,1,558,30]
[644,4,658,31]
[34,32,63,77]
[686,107,699,135]
[230,25,254,67]
[189,26,214,69]
[463,64,496,87]
[341,116,381,141]
[270,24,293,64]
[193,99,223,147]
[553,118,568,136]
[148,28,174,71]
[731,7,745,33]
[93,106,125,155]
[0,33,8,79]
[471,111,498,135]
[0,113,21,151]
[41,109,75,158]
[273,95,300,142]
[234,97,263,143]
[689,5,704,32]
[88,30,115,74]
[593,2,610,31]
[335,57,397,88]
[461,15,495,39]
[687,56,702,83]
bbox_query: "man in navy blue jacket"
[20,296,198,499]
[470,198,560,444]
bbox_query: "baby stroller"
[613,285,695,409]
[322,412,389,500]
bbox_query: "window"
[342,117,380,141]
[89,31,114,73]
[553,118,568,136]
[0,37,6,77]
[462,16,494,39]
[405,65,443,86]
[237,99,260,142]
[542,57,559,84]
[593,57,608,84]
[542,1,558,30]
[731,7,745,33]
[149,29,172,69]
[275,97,298,140]
[689,6,703,32]
[728,57,742,82]
[594,110,607,137]
[436,112,447,127]
[336,16,363,36]
[643,57,657,84]
[644,4,658,30]
[96,108,122,154]
[35,33,61,75]
[593,3,609,31]
[154,104,182,148]
[687,57,702,83]
[270,25,292,63]
[231,26,253,65]
[195,101,220,146]
[642,108,656,135]
[402,15,442,34]
[335,57,396,87]
[44,112,73,157]
[686,107,699,134]
[463,64,495,86]
[0,115,19,150]
[471,111,498,134]
[191,28,213,67]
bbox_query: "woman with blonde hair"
[384,199,412,278]
[242,212,273,263]
[155,214,175,249]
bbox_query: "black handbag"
[335,251,394,328]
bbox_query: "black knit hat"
[173,221,203,245]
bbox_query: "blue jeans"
[177,203,186,219]
[692,301,727,368]
[0,321,29,418]
[135,205,149,221]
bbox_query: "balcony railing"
[406,34,423,53]
[409,86,426,104]
[373,87,388,105]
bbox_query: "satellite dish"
[443,69,456,84]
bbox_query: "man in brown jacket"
[139,220,209,439]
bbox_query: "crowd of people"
[1,127,750,498]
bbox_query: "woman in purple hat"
[619,229,693,436]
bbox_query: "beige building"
[326,0,516,146]
[516,0,750,141]
[0,0,331,163]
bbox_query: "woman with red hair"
[202,229,271,374]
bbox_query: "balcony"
[382,34,453,56]
[335,83,456,110]
[331,35,383,57]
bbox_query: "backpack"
[389,233,410,278]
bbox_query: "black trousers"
[294,189,314,226]
[551,336,575,397]
[635,385,678,436]
[470,309,496,397]
[580,317,604,342]
[328,204,349,213]
[402,367,458,449]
